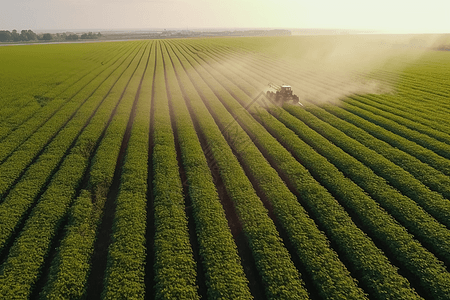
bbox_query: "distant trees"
[11,30,20,41]
[41,33,52,41]
[0,29,51,42]
[0,30,102,43]
[80,32,102,39]
[0,30,39,42]
[20,30,37,41]
[64,32,102,41]
[0,31,12,42]
[65,34,79,41]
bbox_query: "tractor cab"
[280,85,293,95]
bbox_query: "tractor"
[266,83,302,105]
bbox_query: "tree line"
[0,30,102,42]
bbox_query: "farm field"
[0,36,449,299]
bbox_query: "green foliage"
[0,42,130,139]
[323,104,450,177]
[0,42,140,258]
[172,41,310,299]
[172,41,369,299]
[301,105,450,236]
[1,36,450,300]
[344,97,450,160]
[162,42,253,299]
[41,190,97,299]
[81,32,102,39]
[0,42,145,299]
[101,41,153,299]
[280,104,450,299]
[0,29,37,42]
[151,42,199,300]
[41,33,53,41]
[182,39,423,299]
[41,41,150,299]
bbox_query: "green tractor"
[266,83,302,105]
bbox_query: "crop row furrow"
[162,42,253,299]
[0,41,148,299]
[344,94,450,146]
[0,43,140,198]
[279,103,450,282]
[182,39,448,298]
[175,40,423,300]
[171,42,310,299]
[343,83,450,134]
[199,41,450,180]
[0,42,145,260]
[322,104,450,174]
[0,42,139,164]
[41,41,152,300]
[342,97,450,159]
[151,41,199,300]
[102,41,154,300]
[0,42,131,141]
[303,104,450,200]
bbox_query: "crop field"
[0,36,449,299]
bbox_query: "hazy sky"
[1,0,449,33]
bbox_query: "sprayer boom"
[268,82,282,91]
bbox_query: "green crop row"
[0,42,115,114]
[381,81,450,116]
[0,42,140,198]
[304,104,450,209]
[393,71,450,99]
[252,108,431,299]
[322,104,450,178]
[162,42,253,299]
[172,41,369,299]
[0,151,91,298]
[0,42,135,146]
[0,42,143,255]
[200,39,448,297]
[100,41,153,299]
[171,42,309,299]
[0,62,65,121]
[347,94,450,144]
[0,42,118,127]
[343,97,450,160]
[151,41,199,300]
[278,104,450,298]
[0,42,147,299]
[0,42,126,137]
[180,40,425,299]
[40,190,99,299]
[102,42,154,300]
[199,40,448,183]
[89,42,151,199]
[343,84,450,137]
[41,41,152,299]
